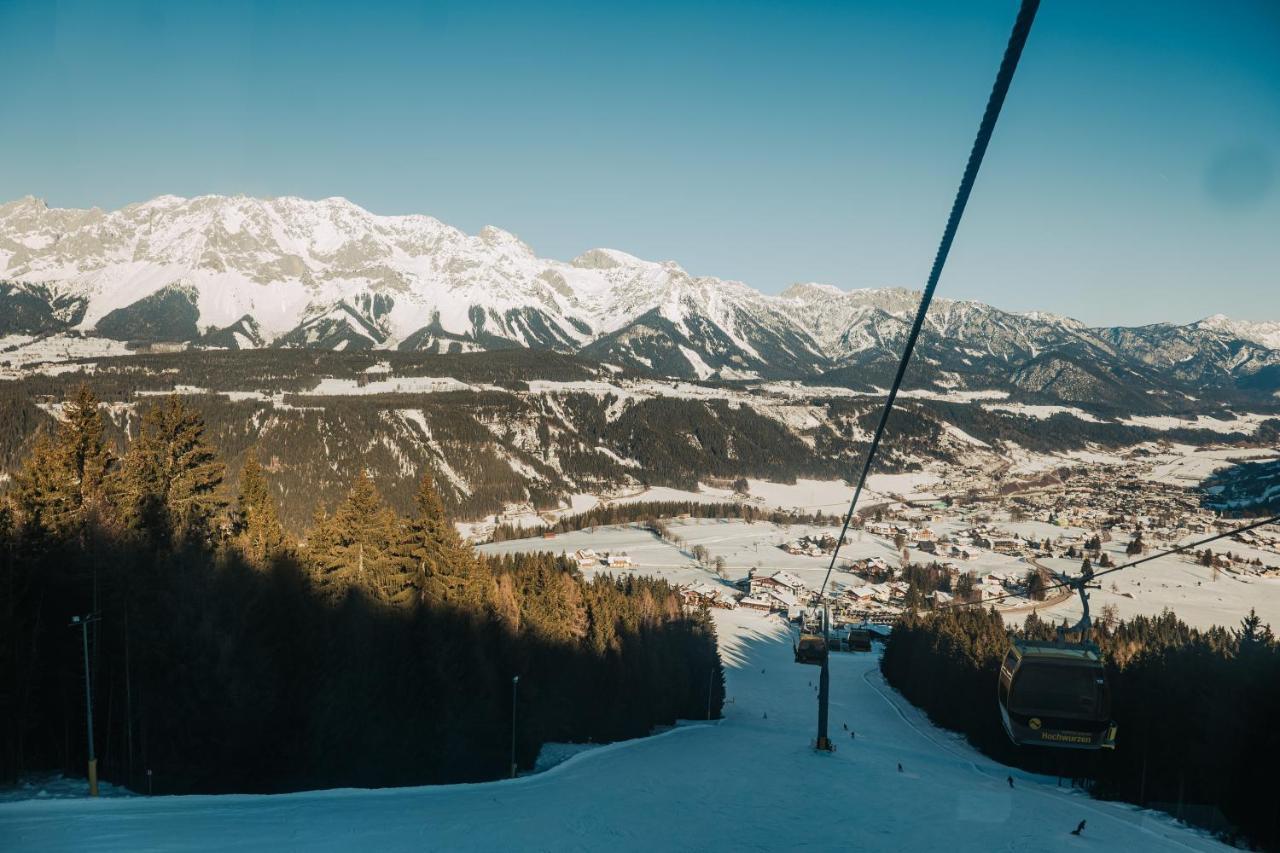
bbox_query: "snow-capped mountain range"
[2,194,1277,403]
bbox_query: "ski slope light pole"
[510,675,520,779]
[69,614,101,796]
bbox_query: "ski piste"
[0,609,1229,852]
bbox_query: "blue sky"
[1,0,1276,326]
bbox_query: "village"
[479,442,1280,637]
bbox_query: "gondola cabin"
[998,641,1116,750]
[848,628,873,652]
[795,633,827,665]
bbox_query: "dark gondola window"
[1011,665,1101,715]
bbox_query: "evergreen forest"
[881,605,1280,849]
[0,386,724,793]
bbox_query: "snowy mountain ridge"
[1193,313,1280,351]
[1,193,814,343]
[2,194,1277,399]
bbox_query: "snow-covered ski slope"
[0,609,1227,852]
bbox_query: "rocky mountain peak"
[0,194,1276,404]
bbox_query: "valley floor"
[0,610,1228,852]
[480,517,1280,631]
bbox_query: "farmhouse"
[680,584,738,610]
[757,587,798,612]
[751,570,807,599]
[847,586,878,603]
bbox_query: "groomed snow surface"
[0,609,1227,852]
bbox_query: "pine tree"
[1237,609,1274,652]
[397,473,489,608]
[233,450,286,565]
[60,384,112,520]
[307,470,401,598]
[11,385,113,537]
[115,395,225,544]
[1024,569,1046,601]
[10,431,65,536]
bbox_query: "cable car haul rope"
[811,0,1274,757]
[810,0,1041,752]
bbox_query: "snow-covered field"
[1003,441,1280,485]
[1032,539,1280,631]
[983,403,1103,422]
[607,478,920,513]
[1120,413,1273,436]
[0,608,1229,852]
[463,474,945,542]
[478,516,1280,633]
[1144,445,1280,487]
[0,334,133,378]
[481,517,920,587]
[459,479,890,542]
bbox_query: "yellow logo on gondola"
[1029,718,1042,730]
[1041,731,1092,744]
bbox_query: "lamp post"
[69,614,101,796]
[706,667,715,720]
[510,675,520,779]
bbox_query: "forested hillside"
[1203,452,1280,513]
[1,349,1275,530]
[0,387,724,793]
[881,607,1280,849]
